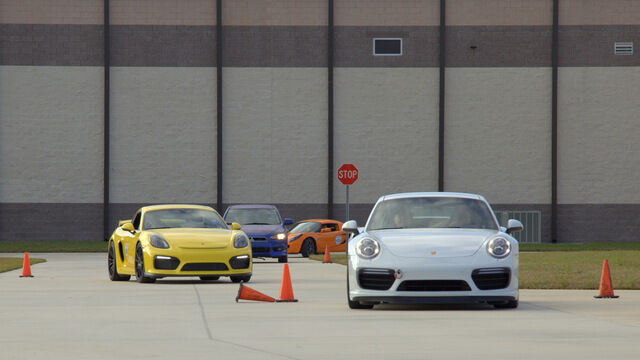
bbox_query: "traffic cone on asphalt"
[323,245,332,263]
[19,252,34,278]
[276,264,298,302]
[235,283,275,302]
[594,259,619,299]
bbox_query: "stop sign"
[338,164,358,185]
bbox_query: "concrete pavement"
[1,253,640,360]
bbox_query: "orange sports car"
[287,219,346,257]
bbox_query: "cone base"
[276,299,299,302]
[594,295,619,298]
[19,275,34,278]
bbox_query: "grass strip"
[520,242,640,251]
[0,241,107,253]
[310,251,640,289]
[0,257,47,273]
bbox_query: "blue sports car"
[223,205,293,263]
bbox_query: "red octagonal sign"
[338,164,358,185]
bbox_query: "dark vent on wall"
[373,38,402,56]
[614,42,633,55]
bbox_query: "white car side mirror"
[506,219,523,234]
[342,220,359,236]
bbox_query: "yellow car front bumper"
[142,245,252,278]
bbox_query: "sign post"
[337,164,358,221]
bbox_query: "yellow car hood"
[151,228,233,249]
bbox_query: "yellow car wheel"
[135,243,155,284]
[108,242,130,282]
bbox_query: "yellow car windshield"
[143,209,228,230]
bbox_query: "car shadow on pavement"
[373,303,502,311]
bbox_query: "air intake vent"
[472,268,511,290]
[357,268,395,290]
[373,38,402,56]
[614,42,633,55]
[181,263,228,271]
[397,280,471,292]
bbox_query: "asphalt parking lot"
[2,253,640,360]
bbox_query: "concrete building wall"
[447,0,552,26]
[223,0,326,26]
[335,0,439,26]
[558,67,640,205]
[222,68,328,205]
[333,68,440,205]
[0,0,639,242]
[0,66,104,203]
[560,0,640,25]
[109,67,217,204]
[444,68,552,205]
[0,0,103,24]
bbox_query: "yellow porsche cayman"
[107,204,252,283]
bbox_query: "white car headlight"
[234,233,249,248]
[487,237,511,258]
[356,237,380,259]
[149,234,169,249]
[271,233,286,240]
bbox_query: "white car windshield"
[225,208,281,225]
[143,209,228,230]
[367,197,498,231]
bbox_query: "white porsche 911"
[342,192,522,309]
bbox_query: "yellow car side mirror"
[231,222,242,230]
[121,222,135,232]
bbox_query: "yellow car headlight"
[234,233,249,248]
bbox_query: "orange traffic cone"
[20,252,34,278]
[276,263,298,302]
[594,259,619,298]
[323,245,331,263]
[235,283,276,302]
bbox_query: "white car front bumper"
[348,252,519,305]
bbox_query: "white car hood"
[369,229,499,258]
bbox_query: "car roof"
[226,204,277,210]
[140,204,216,213]
[379,192,486,201]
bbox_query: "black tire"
[300,238,317,258]
[199,276,220,281]
[230,275,251,283]
[494,299,519,309]
[347,263,374,309]
[135,243,155,283]
[278,255,288,263]
[108,242,130,281]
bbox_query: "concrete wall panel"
[558,67,640,204]
[333,68,439,204]
[0,66,103,203]
[222,68,328,204]
[109,67,216,204]
[223,0,326,26]
[444,68,552,204]
[111,0,215,25]
[561,0,640,26]
[447,0,552,26]
[0,0,102,24]
[335,0,439,26]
